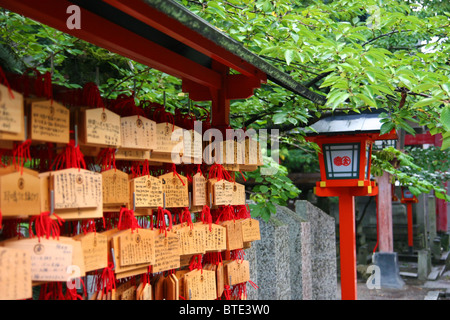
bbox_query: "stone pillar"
[373,172,404,289]
[254,216,291,300]
[244,245,258,300]
[275,205,311,300]
[295,200,338,300]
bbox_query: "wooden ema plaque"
[0,246,32,300]
[203,263,224,298]
[241,218,261,242]
[80,108,121,148]
[29,100,70,144]
[194,222,227,252]
[130,175,163,209]
[154,122,184,154]
[72,232,108,272]
[51,168,102,209]
[120,115,156,150]
[210,179,234,206]
[117,229,155,267]
[159,172,189,208]
[1,238,73,282]
[224,260,250,286]
[46,168,103,220]
[231,182,246,206]
[220,220,244,251]
[184,269,216,300]
[0,84,24,136]
[152,229,180,273]
[172,222,206,256]
[102,169,129,209]
[182,129,202,164]
[0,166,41,217]
[106,228,152,277]
[191,173,207,207]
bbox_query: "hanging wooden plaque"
[159,172,189,208]
[231,182,246,206]
[120,115,156,150]
[117,228,155,267]
[224,260,250,286]
[115,148,151,161]
[1,238,73,282]
[191,173,207,207]
[0,166,41,217]
[182,129,202,164]
[102,169,129,209]
[211,179,234,206]
[194,221,227,252]
[51,168,102,209]
[130,175,163,208]
[154,122,184,154]
[29,100,70,144]
[0,246,32,300]
[0,84,24,135]
[81,108,121,148]
[184,269,216,300]
[241,218,261,242]
[152,230,180,273]
[72,232,108,272]
[172,222,206,255]
[220,220,244,251]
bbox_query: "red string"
[201,205,212,232]
[82,82,105,110]
[156,207,172,237]
[97,148,116,172]
[29,211,65,241]
[12,139,32,175]
[171,163,185,186]
[118,207,140,232]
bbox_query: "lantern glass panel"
[323,143,360,179]
[402,188,414,199]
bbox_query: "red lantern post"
[400,187,419,254]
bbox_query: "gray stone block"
[254,216,291,300]
[295,200,338,300]
[275,205,309,300]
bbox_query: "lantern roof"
[302,109,397,140]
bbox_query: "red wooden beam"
[102,0,267,82]
[0,0,222,89]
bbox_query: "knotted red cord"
[29,211,65,241]
[208,163,232,182]
[188,254,203,272]
[156,206,172,237]
[171,163,185,186]
[12,139,32,175]
[117,207,140,233]
[51,140,86,170]
[100,262,116,298]
[200,205,212,232]
[82,82,105,110]
[179,207,193,229]
[97,148,116,172]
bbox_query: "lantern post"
[304,111,397,300]
[400,187,419,254]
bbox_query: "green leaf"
[285,49,295,66]
[259,185,269,193]
[412,98,440,109]
[441,106,450,131]
[380,122,395,135]
[355,93,377,108]
[273,113,287,124]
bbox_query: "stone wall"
[245,200,338,300]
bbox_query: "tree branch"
[362,29,412,47]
